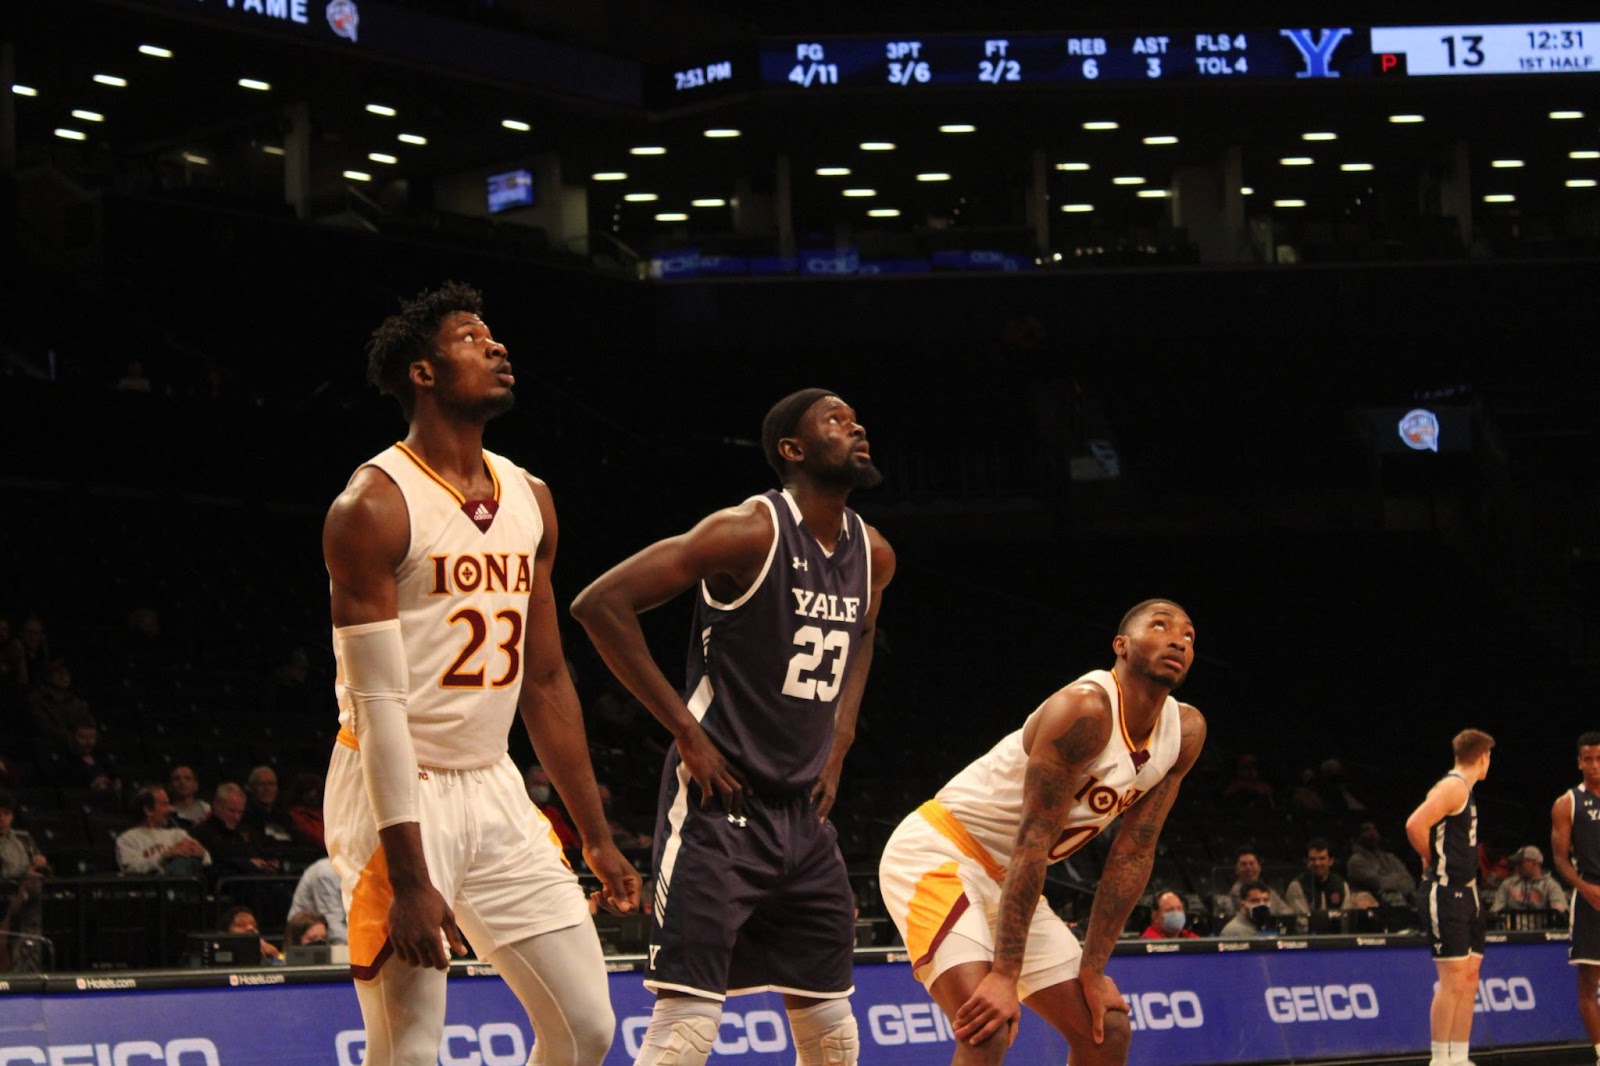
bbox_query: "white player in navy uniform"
[573,388,895,1066]
[1551,730,1600,1066]
[1405,728,1495,1066]
[878,599,1206,1066]
[323,282,640,1065]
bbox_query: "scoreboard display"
[755,23,1600,89]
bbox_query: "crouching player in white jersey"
[323,282,641,1065]
[879,599,1206,1065]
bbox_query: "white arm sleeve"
[335,619,419,830]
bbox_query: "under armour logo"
[727,813,748,828]
[792,557,808,570]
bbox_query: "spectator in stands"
[189,783,278,877]
[524,764,579,850]
[167,764,209,827]
[115,785,209,876]
[1479,842,1513,892]
[1284,837,1376,915]
[1217,752,1276,809]
[8,615,50,694]
[52,712,120,796]
[1217,846,1292,921]
[282,771,325,851]
[1288,767,1325,812]
[1491,846,1568,914]
[24,659,90,747]
[284,910,330,948]
[0,618,17,707]
[1313,757,1368,812]
[260,646,321,721]
[243,765,292,843]
[1220,882,1279,938]
[223,904,281,963]
[288,856,346,944]
[1347,819,1417,905]
[0,791,47,966]
[120,606,173,689]
[1140,890,1199,939]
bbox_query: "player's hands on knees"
[583,841,642,915]
[953,971,1022,1047]
[389,882,467,970]
[1078,970,1130,1044]
[678,725,746,817]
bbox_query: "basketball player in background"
[1551,731,1600,1066]
[323,281,639,1065]
[1405,728,1495,1066]
[877,599,1206,1065]
[572,388,895,1066]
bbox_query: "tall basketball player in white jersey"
[879,599,1206,1066]
[322,282,640,1066]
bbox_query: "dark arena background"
[2,0,1599,1062]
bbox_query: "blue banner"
[0,938,1582,1064]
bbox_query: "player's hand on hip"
[583,841,642,915]
[809,761,843,822]
[953,971,1021,1047]
[679,726,746,818]
[1078,970,1129,1044]
[388,882,467,970]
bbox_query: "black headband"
[760,388,835,475]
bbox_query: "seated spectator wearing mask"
[284,910,330,948]
[1221,882,1280,938]
[1141,890,1199,939]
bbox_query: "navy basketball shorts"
[1421,877,1486,960]
[643,753,855,1001]
[1571,894,1600,966]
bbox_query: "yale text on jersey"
[790,588,861,622]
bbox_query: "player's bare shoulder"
[863,522,897,587]
[1024,680,1114,760]
[324,465,408,565]
[1173,702,1208,769]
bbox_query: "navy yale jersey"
[1567,785,1600,881]
[1431,771,1479,886]
[681,489,872,796]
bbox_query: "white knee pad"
[634,997,720,1066]
[789,998,859,1066]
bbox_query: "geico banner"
[0,941,1581,1064]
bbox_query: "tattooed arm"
[952,682,1113,1047]
[1076,703,1207,1041]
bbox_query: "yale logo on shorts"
[1265,984,1380,1023]
[429,553,532,595]
[1126,990,1205,1031]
